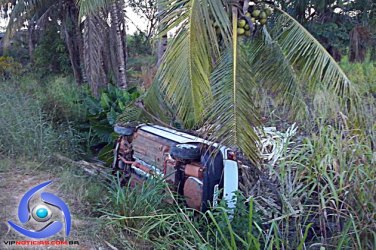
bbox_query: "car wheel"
[170,144,201,161]
[114,125,135,136]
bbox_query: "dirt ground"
[0,158,113,250]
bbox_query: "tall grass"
[101,177,304,249]
[275,125,375,249]
[0,81,84,160]
[15,74,89,123]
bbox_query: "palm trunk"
[101,23,114,83]
[83,15,107,97]
[157,0,167,66]
[77,21,86,82]
[111,1,127,88]
[28,22,34,62]
[157,35,168,67]
[63,0,83,85]
[117,1,128,68]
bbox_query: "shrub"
[33,23,71,76]
[40,76,89,124]
[84,85,140,162]
[340,58,376,94]
[0,56,22,79]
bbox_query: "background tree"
[127,0,158,40]
[2,0,84,84]
[3,0,130,94]
[110,0,128,88]
[280,0,376,62]
[79,0,127,89]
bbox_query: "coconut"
[260,18,267,25]
[265,7,273,16]
[237,28,245,35]
[260,11,267,19]
[238,19,246,28]
[245,31,251,37]
[252,10,261,17]
[245,12,251,17]
[244,24,250,30]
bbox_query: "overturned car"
[112,124,239,212]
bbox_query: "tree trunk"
[349,26,369,63]
[98,8,117,84]
[28,22,34,62]
[101,22,115,83]
[110,1,127,88]
[83,15,107,97]
[157,0,167,67]
[109,24,120,83]
[63,0,83,85]
[117,1,128,68]
[77,21,86,83]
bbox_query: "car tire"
[114,125,135,136]
[170,144,201,161]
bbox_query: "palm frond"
[143,79,174,124]
[117,103,145,124]
[157,0,231,128]
[270,8,357,105]
[206,8,260,164]
[77,0,110,19]
[3,0,57,48]
[245,28,307,116]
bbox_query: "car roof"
[139,124,221,148]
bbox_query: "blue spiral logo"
[8,181,71,239]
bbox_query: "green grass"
[340,58,376,94]
[0,74,92,160]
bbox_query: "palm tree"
[110,0,128,88]
[78,0,128,89]
[156,0,168,66]
[149,0,357,164]
[3,0,128,93]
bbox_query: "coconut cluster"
[237,1,274,37]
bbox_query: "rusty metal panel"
[184,177,203,210]
[132,130,176,170]
[165,157,177,184]
[184,163,204,179]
